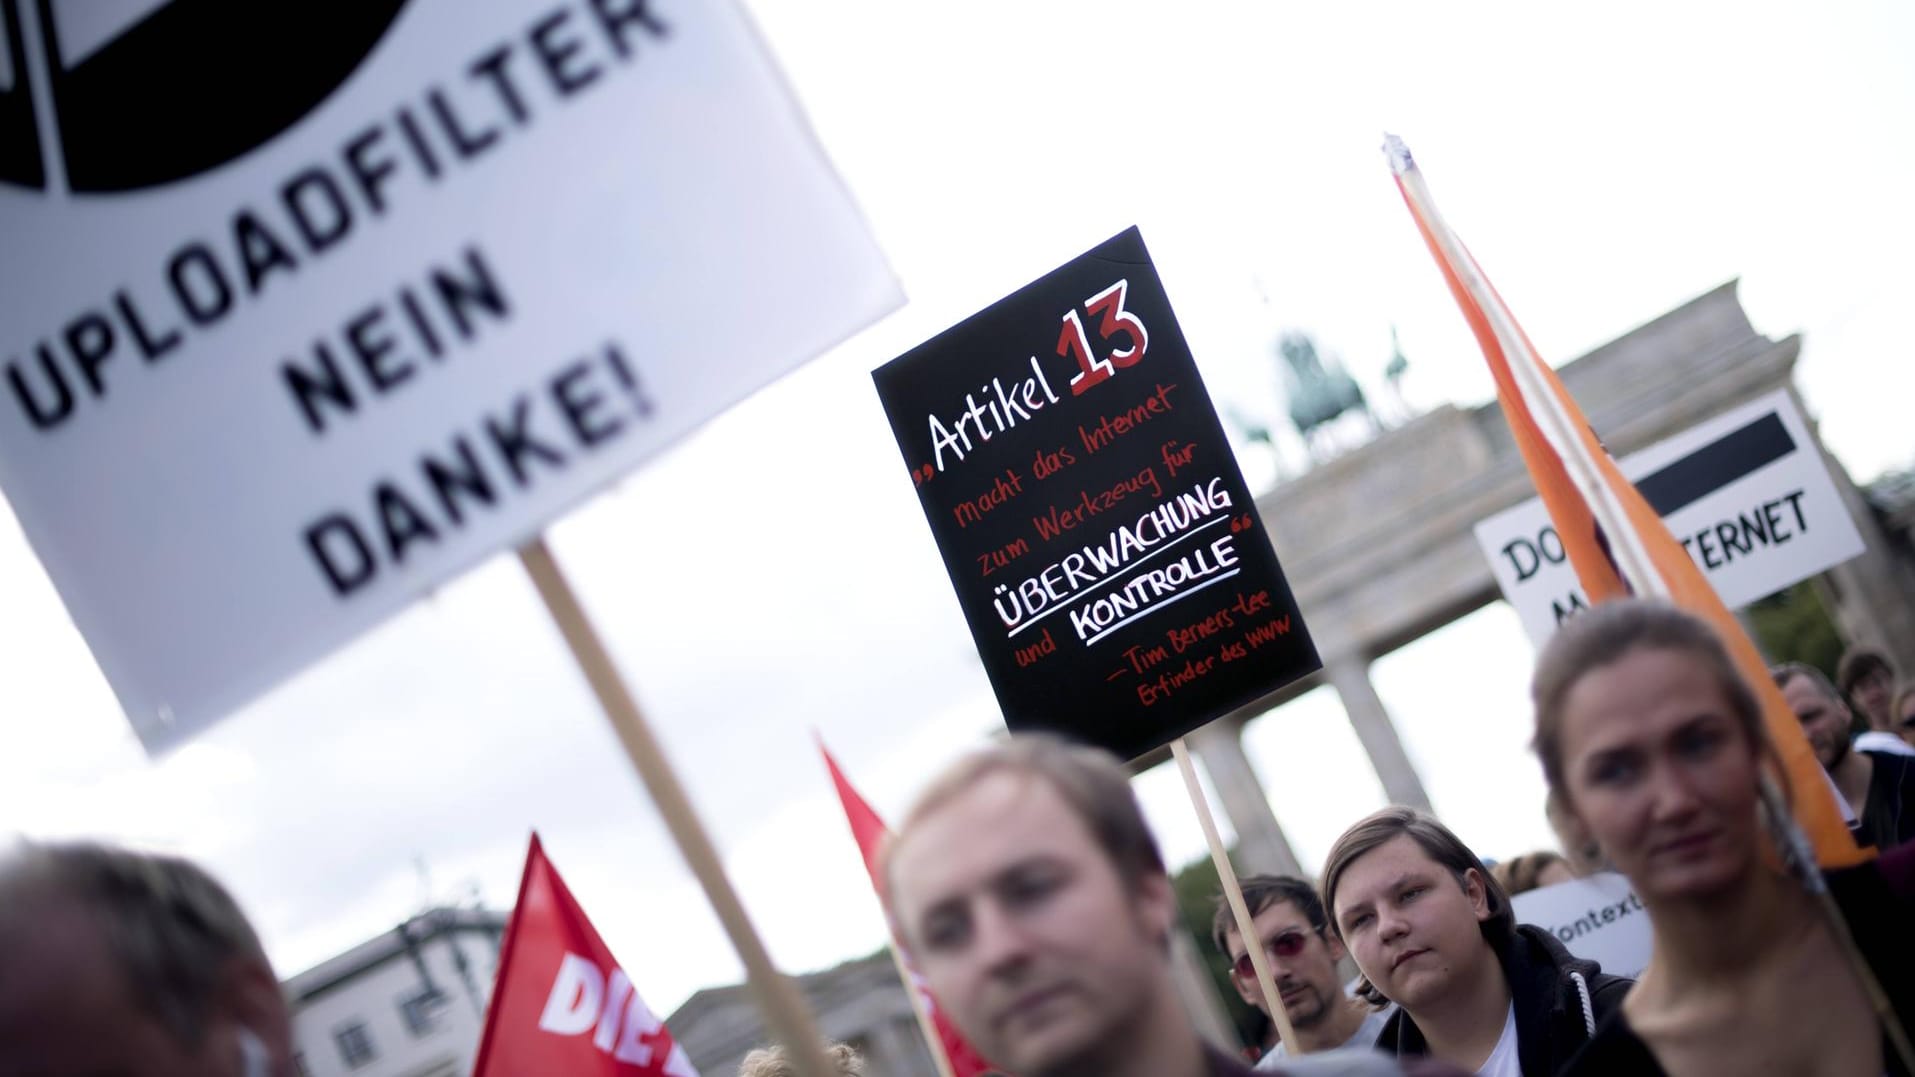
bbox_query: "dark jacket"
[1373,924,1632,1076]
[1560,847,1915,1076]
[1861,748,1915,850]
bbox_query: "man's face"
[0,904,273,1077]
[1852,668,1895,729]
[1331,834,1495,1014]
[1222,900,1345,1029]
[887,771,1174,1077]
[1784,675,1852,770]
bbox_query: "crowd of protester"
[8,599,1915,1075]
[871,600,1915,1076]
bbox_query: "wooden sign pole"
[880,940,960,1077]
[518,537,839,1077]
[1169,737,1300,1055]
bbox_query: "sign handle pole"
[1169,737,1299,1055]
[517,536,838,1077]
[880,939,959,1077]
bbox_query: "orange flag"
[473,834,700,1077]
[1385,136,1866,868]
[820,738,1006,1077]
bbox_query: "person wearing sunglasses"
[1210,876,1391,1065]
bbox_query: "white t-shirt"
[1255,1005,1393,1067]
[1855,731,1915,757]
[1474,1004,1520,1077]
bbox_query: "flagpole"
[1170,737,1299,1055]
[1384,133,1905,1067]
[881,940,959,1077]
[517,536,839,1077]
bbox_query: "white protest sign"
[1510,872,1651,980]
[0,0,900,752]
[1474,388,1864,644]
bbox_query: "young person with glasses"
[1210,876,1390,1065]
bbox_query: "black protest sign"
[873,228,1320,760]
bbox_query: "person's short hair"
[1773,660,1844,707]
[1208,875,1327,955]
[1531,599,1765,800]
[1490,850,1568,896]
[737,1042,865,1077]
[1838,647,1895,696]
[881,733,1165,898]
[0,841,269,1049]
[1320,808,1514,951]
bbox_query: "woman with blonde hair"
[1530,598,1915,1075]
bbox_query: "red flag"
[474,835,700,1077]
[1385,136,1866,868]
[820,739,1004,1077]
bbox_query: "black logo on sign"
[0,0,408,194]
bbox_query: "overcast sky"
[4,0,1913,1020]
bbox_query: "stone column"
[1190,723,1305,879]
[1325,653,1434,812]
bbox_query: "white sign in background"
[0,0,901,751]
[1509,872,1651,980]
[1474,389,1865,645]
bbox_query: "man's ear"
[1462,868,1492,923]
[1134,872,1177,945]
[1324,929,1348,963]
[220,956,292,1072]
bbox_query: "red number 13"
[1058,279,1150,396]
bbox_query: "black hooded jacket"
[1373,924,1633,1076]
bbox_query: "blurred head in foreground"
[737,1040,865,1076]
[0,840,295,1077]
[1532,598,1777,904]
[879,733,1184,1077]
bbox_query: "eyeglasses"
[1231,930,1311,979]
[1899,713,1915,729]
